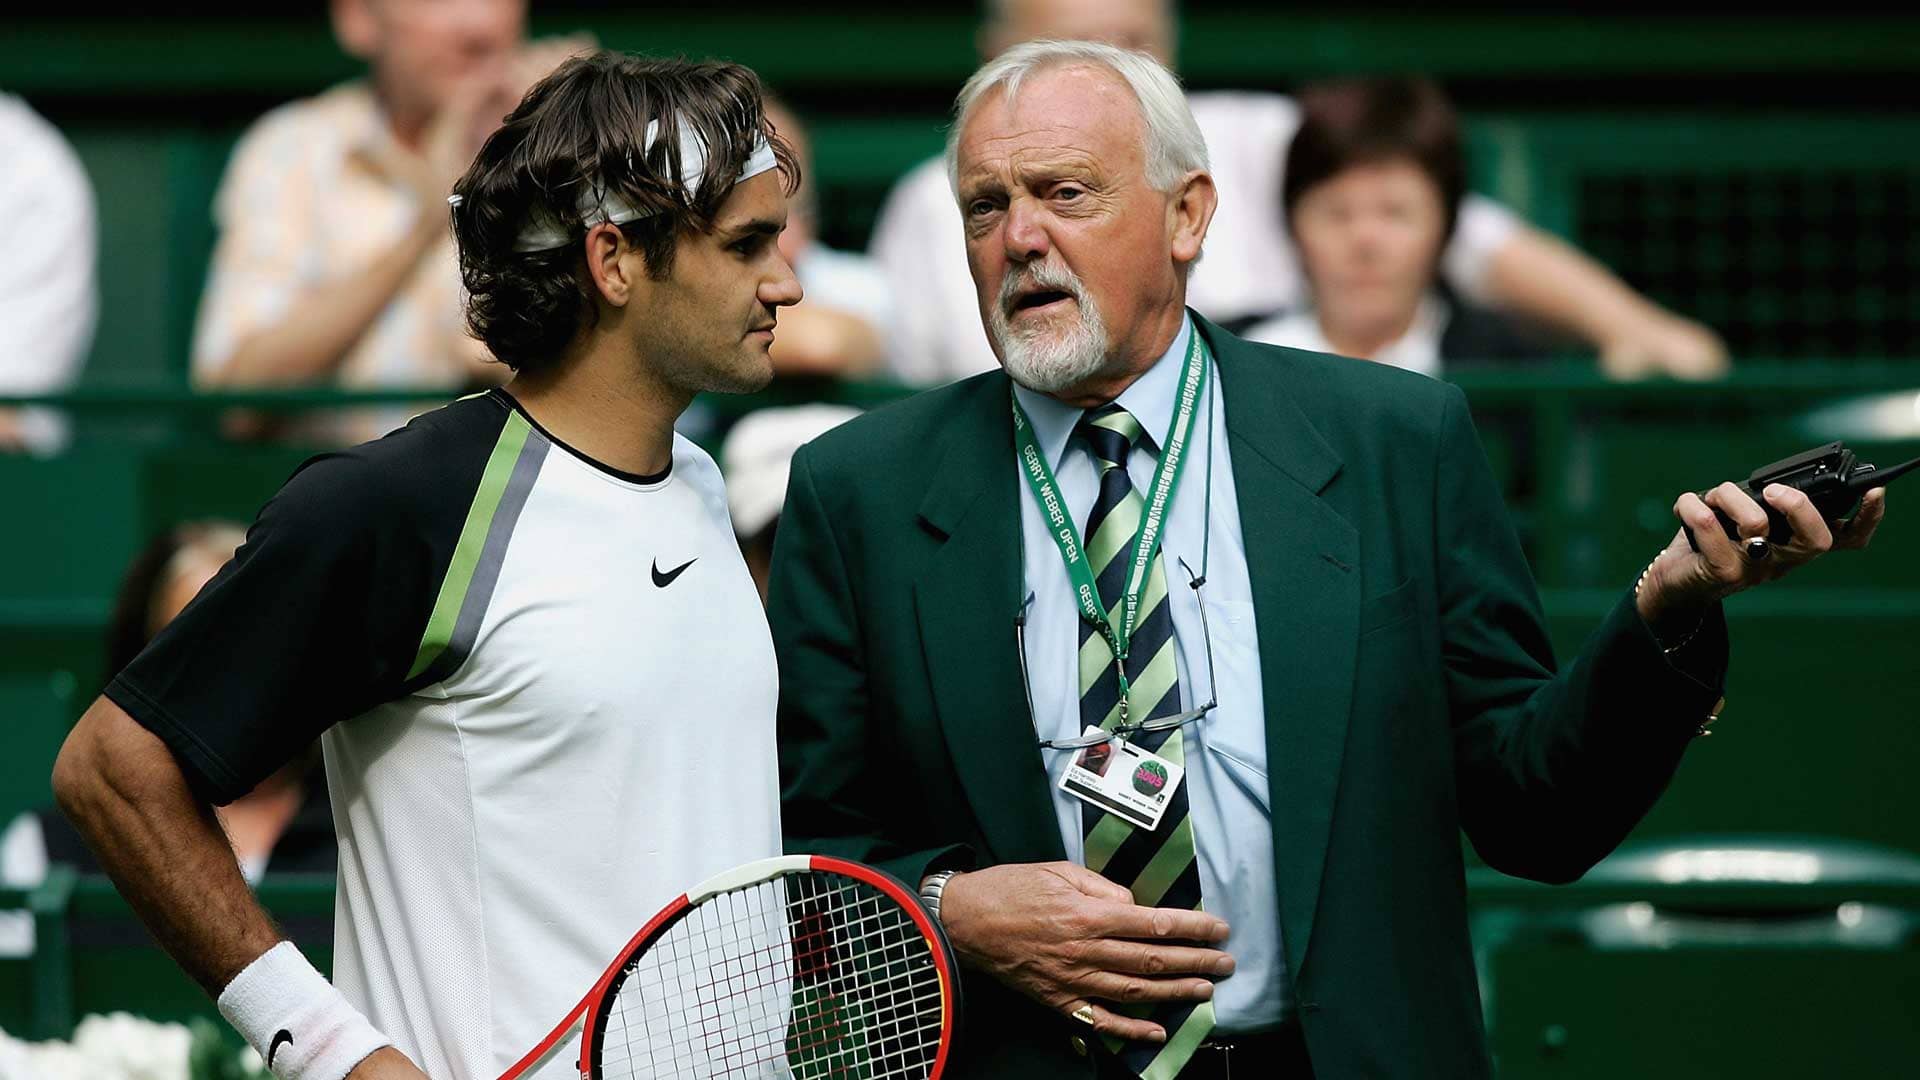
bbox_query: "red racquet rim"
[497,854,959,1080]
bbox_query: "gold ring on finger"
[1071,1004,1097,1026]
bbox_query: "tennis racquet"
[497,854,960,1080]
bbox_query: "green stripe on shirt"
[407,411,531,680]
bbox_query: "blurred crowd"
[0,0,1745,751]
[1,0,1732,446]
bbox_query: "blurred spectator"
[762,97,893,377]
[1245,78,1549,375]
[721,405,863,603]
[2,522,334,897]
[191,0,587,444]
[868,0,1729,385]
[0,93,95,456]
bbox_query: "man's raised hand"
[1640,480,1888,630]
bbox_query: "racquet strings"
[594,871,946,1079]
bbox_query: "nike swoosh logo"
[268,1029,293,1068]
[652,557,697,588]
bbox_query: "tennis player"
[53,52,801,1080]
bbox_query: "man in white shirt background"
[0,92,96,456]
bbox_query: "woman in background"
[1245,77,1550,375]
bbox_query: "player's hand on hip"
[1640,482,1889,628]
[935,861,1233,1044]
[344,1046,430,1079]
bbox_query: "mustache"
[998,257,1088,315]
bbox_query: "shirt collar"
[1370,292,1447,375]
[1011,312,1195,469]
[1286,291,1448,376]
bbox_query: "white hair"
[945,39,1209,196]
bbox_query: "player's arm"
[52,446,455,1078]
[53,697,418,1079]
[53,697,279,994]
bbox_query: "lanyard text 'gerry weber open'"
[1011,329,1210,731]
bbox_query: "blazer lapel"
[914,377,1069,866]
[1200,317,1358,979]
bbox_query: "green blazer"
[769,315,1726,1078]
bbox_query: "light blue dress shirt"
[1013,314,1289,1031]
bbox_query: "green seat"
[1472,836,1920,1079]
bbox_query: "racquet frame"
[497,854,958,1080]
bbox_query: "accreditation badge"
[1059,727,1185,832]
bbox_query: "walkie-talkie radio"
[1686,441,1920,551]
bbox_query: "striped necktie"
[1074,403,1214,1078]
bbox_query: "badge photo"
[1059,728,1185,833]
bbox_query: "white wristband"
[217,941,391,1080]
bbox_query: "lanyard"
[1012,329,1210,724]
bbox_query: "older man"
[771,41,1884,1080]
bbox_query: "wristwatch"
[919,870,958,925]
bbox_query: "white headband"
[494,116,779,253]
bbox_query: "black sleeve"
[105,452,438,805]
[1435,384,1727,883]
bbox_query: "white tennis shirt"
[109,390,782,1078]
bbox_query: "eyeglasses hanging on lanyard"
[1010,329,1221,750]
[1021,554,1219,751]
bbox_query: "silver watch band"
[919,869,958,925]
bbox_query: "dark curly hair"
[450,51,799,374]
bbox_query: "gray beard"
[989,295,1112,395]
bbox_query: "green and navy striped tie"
[1074,403,1214,1078]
